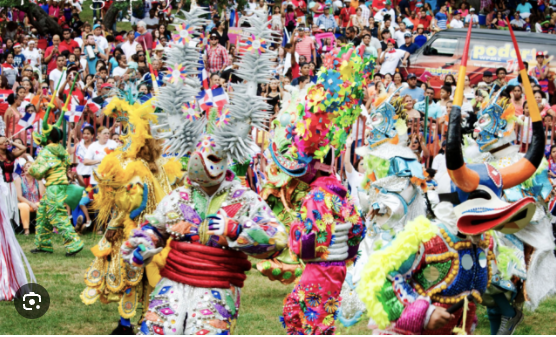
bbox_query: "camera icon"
[22,292,42,311]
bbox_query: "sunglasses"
[138,54,145,56]
[210,37,218,40]
[24,69,32,71]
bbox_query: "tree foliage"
[0,0,63,36]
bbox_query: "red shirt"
[419,15,432,29]
[135,32,153,51]
[60,39,79,53]
[45,44,69,75]
[340,7,355,27]
[292,0,306,19]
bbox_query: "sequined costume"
[338,88,428,328]
[120,7,287,335]
[282,176,364,334]
[80,90,184,326]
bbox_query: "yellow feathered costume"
[80,96,185,319]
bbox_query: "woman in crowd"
[83,126,117,235]
[548,145,556,188]
[14,160,45,235]
[0,135,27,228]
[271,6,283,32]
[2,38,14,61]
[404,94,420,119]
[2,53,17,88]
[159,24,172,41]
[463,75,475,96]
[413,24,428,47]
[388,72,405,94]
[344,136,366,208]
[383,73,394,92]
[22,66,40,92]
[4,91,25,142]
[351,7,366,30]
[535,90,556,117]
[492,11,508,29]
[265,78,283,117]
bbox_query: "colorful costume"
[120,8,287,335]
[266,46,371,334]
[28,109,84,255]
[467,86,556,333]
[80,88,184,329]
[0,165,35,301]
[358,25,546,335]
[338,88,429,327]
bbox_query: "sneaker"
[76,215,84,226]
[84,220,92,228]
[497,308,524,335]
[30,248,52,254]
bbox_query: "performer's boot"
[110,318,134,335]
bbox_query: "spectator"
[340,0,356,30]
[213,20,230,49]
[144,9,160,33]
[44,34,68,75]
[60,28,79,53]
[316,5,338,30]
[413,24,428,47]
[399,32,419,54]
[204,33,229,74]
[415,86,443,118]
[378,38,409,75]
[493,67,508,91]
[438,84,451,115]
[359,34,379,58]
[510,11,526,29]
[464,7,479,27]
[433,3,448,30]
[112,53,128,80]
[516,0,533,19]
[291,0,308,24]
[418,7,433,31]
[535,90,555,117]
[401,73,425,101]
[22,39,41,68]
[530,52,549,91]
[394,22,410,46]
[14,160,45,235]
[491,11,508,30]
[84,34,107,76]
[295,26,316,62]
[135,21,153,51]
[388,72,405,93]
[0,54,15,90]
[351,7,366,30]
[121,30,139,61]
[346,26,362,46]
[449,10,464,28]
[92,24,109,56]
[292,63,317,85]
[49,55,67,92]
[12,44,25,71]
[0,135,27,228]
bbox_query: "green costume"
[28,143,84,254]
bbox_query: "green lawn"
[1,233,556,334]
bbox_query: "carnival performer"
[276,46,370,335]
[119,8,287,335]
[80,84,184,334]
[338,86,429,327]
[357,23,546,335]
[28,67,84,256]
[463,24,556,335]
[0,164,36,301]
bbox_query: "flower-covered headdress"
[269,46,374,178]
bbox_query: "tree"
[0,0,64,36]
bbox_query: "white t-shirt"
[379,49,406,75]
[85,139,118,185]
[431,152,446,174]
[49,68,67,88]
[22,47,41,67]
[370,36,382,52]
[450,19,464,28]
[93,35,109,53]
[121,41,139,61]
[465,14,479,27]
[113,66,127,78]
[394,30,409,47]
[143,16,160,32]
[75,139,92,176]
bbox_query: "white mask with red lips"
[188,135,228,187]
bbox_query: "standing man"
[121,30,139,61]
[60,28,79,53]
[315,5,338,30]
[135,21,153,51]
[415,86,443,118]
[12,43,26,72]
[29,110,84,256]
[433,3,448,30]
[44,34,68,75]
[399,32,419,54]
[84,34,107,76]
[204,33,229,74]
[401,73,425,101]
[49,55,67,93]
[295,27,316,62]
[394,22,409,46]
[22,39,41,68]
[379,38,409,75]
[292,0,307,25]
[93,24,109,56]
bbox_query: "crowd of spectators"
[0,0,556,236]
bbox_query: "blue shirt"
[315,14,338,29]
[399,43,420,54]
[13,54,25,69]
[401,86,425,102]
[425,0,437,11]
[86,48,105,75]
[414,100,443,118]
[516,2,532,13]
[435,12,447,29]
[414,34,427,48]
[108,57,119,74]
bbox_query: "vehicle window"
[424,38,458,57]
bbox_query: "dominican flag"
[87,97,102,113]
[229,9,240,27]
[16,111,36,133]
[200,67,210,90]
[196,86,228,112]
[64,105,85,123]
[0,89,11,103]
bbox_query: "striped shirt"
[295,36,315,61]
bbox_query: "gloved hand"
[206,209,241,240]
[121,229,162,268]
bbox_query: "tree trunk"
[22,3,63,36]
[103,5,120,34]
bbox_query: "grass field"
[1,233,556,334]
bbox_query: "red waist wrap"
[160,241,252,288]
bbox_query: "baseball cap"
[483,70,493,77]
[384,0,392,4]
[470,7,475,11]
[93,24,101,30]
[115,35,124,42]
[101,83,113,89]
[387,38,396,44]
[404,32,412,37]
[407,73,417,79]
[536,51,546,57]
[210,33,219,39]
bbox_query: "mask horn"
[497,20,545,189]
[446,20,480,193]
